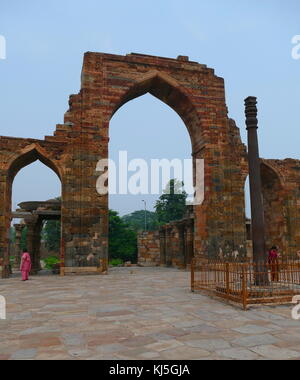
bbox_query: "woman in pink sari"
[20,249,32,281]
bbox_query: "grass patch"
[109,258,123,267]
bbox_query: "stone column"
[165,227,172,266]
[159,229,166,266]
[170,226,181,267]
[245,97,266,264]
[14,224,24,268]
[245,96,268,285]
[0,170,11,279]
[25,216,42,275]
[186,221,194,265]
[178,225,186,268]
[183,227,188,267]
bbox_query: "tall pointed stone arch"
[64,52,249,259]
[110,70,201,143]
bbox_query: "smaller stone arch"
[0,144,63,278]
[3,143,62,224]
[260,161,287,253]
[242,160,287,258]
[260,159,285,189]
[6,143,62,181]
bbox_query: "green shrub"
[109,258,123,267]
[44,256,60,270]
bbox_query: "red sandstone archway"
[244,161,287,256]
[6,143,62,216]
[7,144,62,180]
[75,52,250,259]
[105,70,209,257]
[4,144,62,276]
[260,162,287,253]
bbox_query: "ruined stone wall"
[0,120,107,277]
[1,52,299,277]
[138,215,194,269]
[138,228,187,269]
[137,231,160,267]
[0,53,254,277]
[261,159,300,256]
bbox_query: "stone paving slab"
[0,267,300,360]
[216,347,261,360]
[250,345,300,360]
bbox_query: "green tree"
[42,220,61,252]
[42,196,61,252]
[122,210,159,232]
[10,222,60,253]
[20,226,28,250]
[155,179,187,225]
[109,210,137,263]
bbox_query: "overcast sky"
[0,0,299,216]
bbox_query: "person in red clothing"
[268,246,280,282]
[20,249,32,281]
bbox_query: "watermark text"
[291,35,300,60]
[0,295,6,320]
[95,151,204,205]
[292,295,300,320]
[0,35,6,60]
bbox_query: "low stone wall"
[137,231,160,267]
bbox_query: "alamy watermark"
[0,295,6,320]
[96,151,205,205]
[0,35,6,60]
[291,295,300,321]
[291,35,300,60]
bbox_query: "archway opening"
[8,153,61,277]
[109,92,194,268]
[260,163,285,253]
[111,72,200,141]
[244,163,286,259]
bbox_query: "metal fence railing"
[191,258,300,310]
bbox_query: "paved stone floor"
[0,267,300,360]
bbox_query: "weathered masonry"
[137,211,194,269]
[1,52,300,277]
